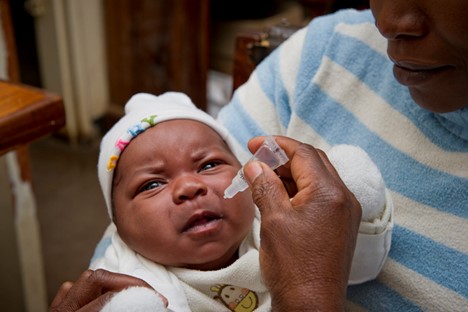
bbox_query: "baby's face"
[112,120,255,270]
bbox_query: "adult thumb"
[243,160,289,214]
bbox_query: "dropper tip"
[223,188,235,199]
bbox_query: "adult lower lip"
[393,65,449,87]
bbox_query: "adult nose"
[172,174,208,204]
[372,1,428,40]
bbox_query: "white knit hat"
[98,92,235,218]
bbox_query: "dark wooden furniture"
[102,0,369,127]
[231,0,369,91]
[232,23,301,91]
[104,0,210,119]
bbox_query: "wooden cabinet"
[104,0,209,120]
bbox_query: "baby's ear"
[326,144,386,222]
[100,286,167,312]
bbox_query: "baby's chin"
[170,246,241,271]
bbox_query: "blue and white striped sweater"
[218,9,468,311]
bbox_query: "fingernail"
[245,161,263,183]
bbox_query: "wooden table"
[0,80,65,311]
[0,80,65,154]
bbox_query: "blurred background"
[1,0,368,310]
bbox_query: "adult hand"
[50,269,167,311]
[243,136,362,311]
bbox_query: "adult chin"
[408,86,468,113]
[392,64,468,113]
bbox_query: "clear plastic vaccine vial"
[224,136,289,199]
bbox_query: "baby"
[91,92,393,311]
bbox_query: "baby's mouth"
[182,211,223,233]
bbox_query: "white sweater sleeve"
[327,144,394,285]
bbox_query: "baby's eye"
[140,180,164,193]
[201,161,221,171]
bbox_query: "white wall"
[31,0,109,142]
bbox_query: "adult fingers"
[246,136,344,204]
[246,135,303,198]
[50,281,74,309]
[243,160,290,215]
[50,270,95,311]
[49,269,157,312]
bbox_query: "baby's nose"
[172,174,208,203]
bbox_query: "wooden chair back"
[0,0,19,81]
